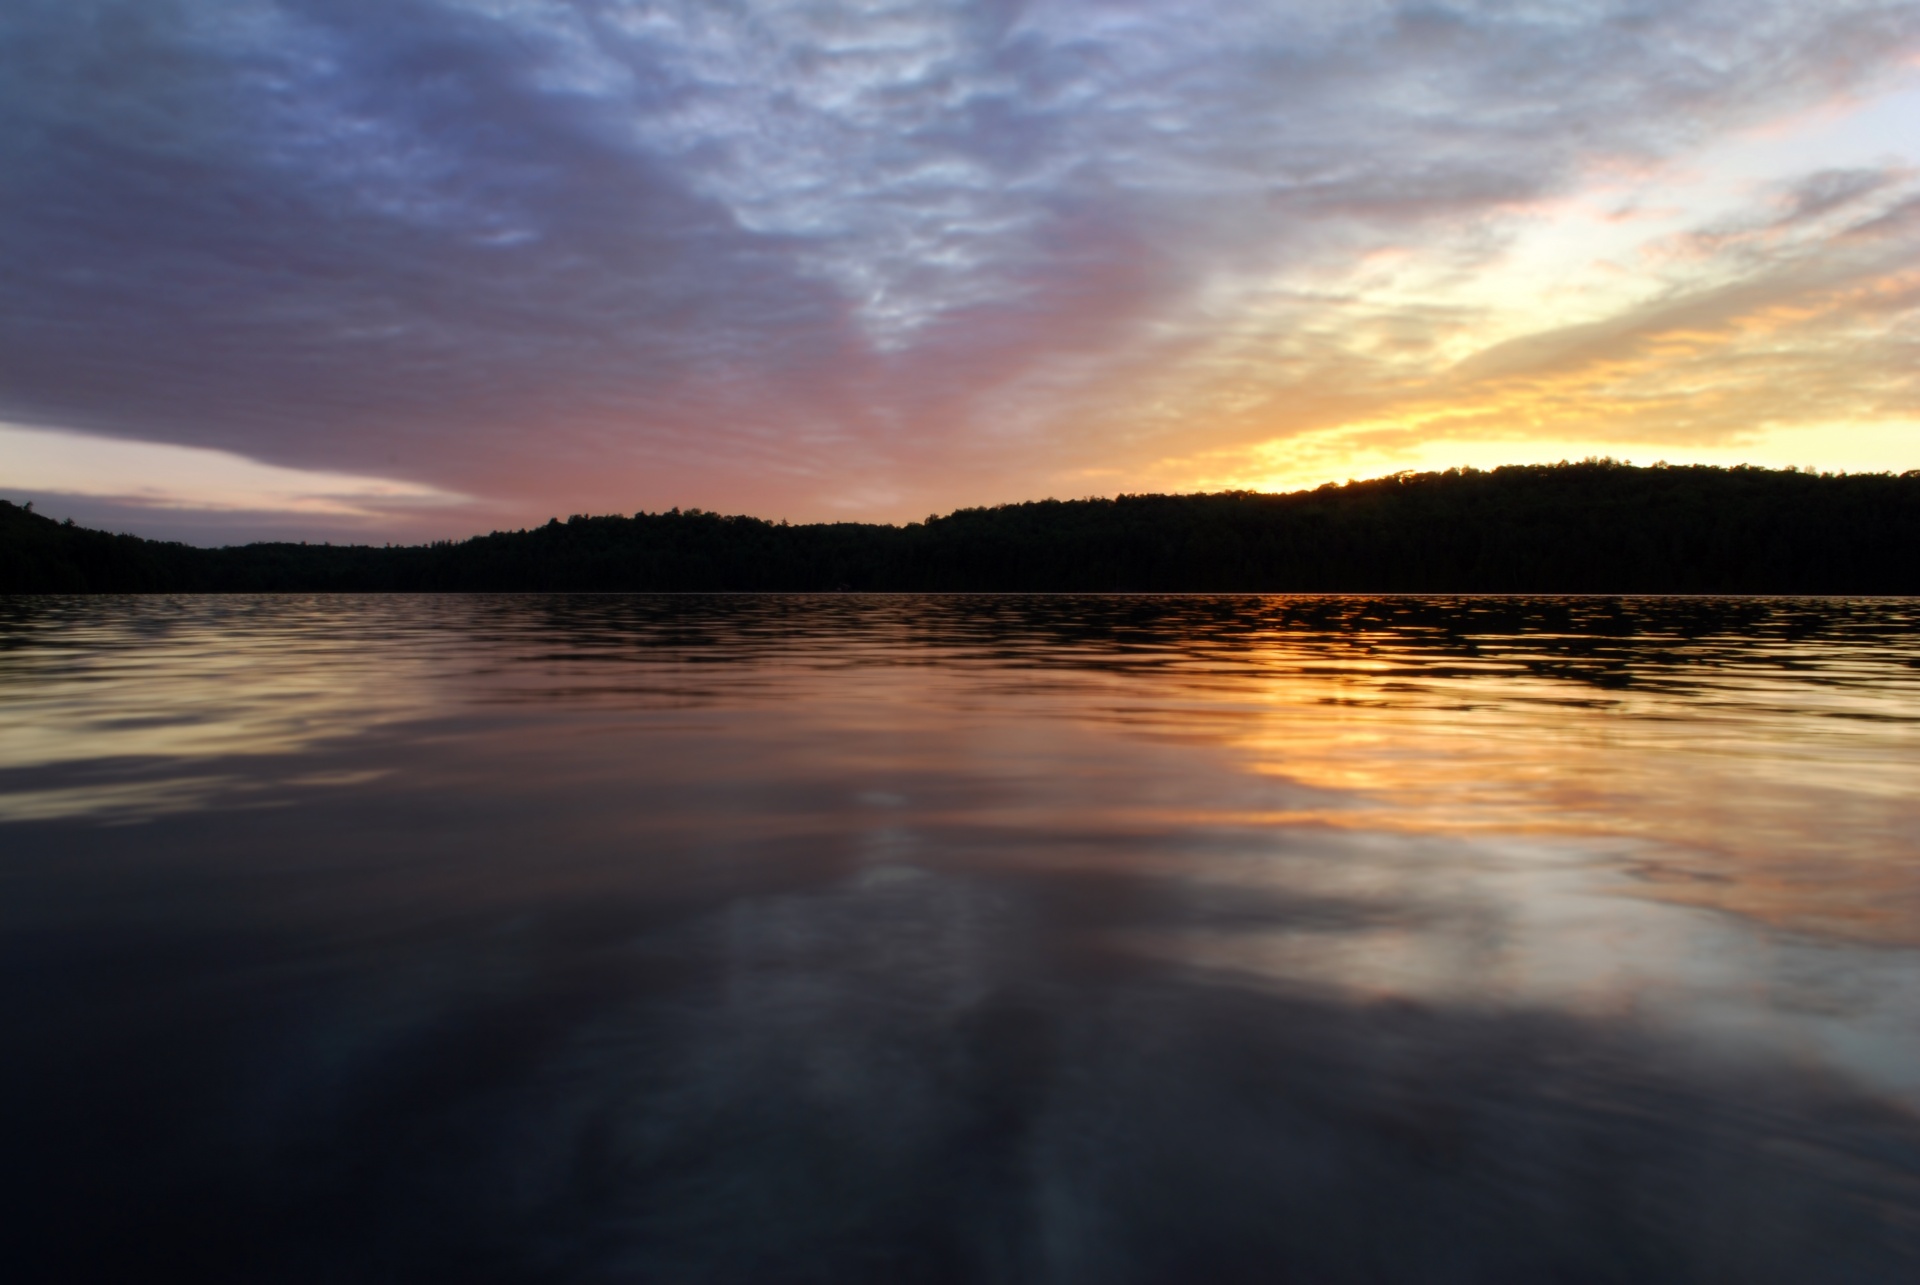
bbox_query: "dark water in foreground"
[3,594,1919,1283]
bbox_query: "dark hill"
[4,462,1917,594]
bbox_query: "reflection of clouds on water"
[17,848,1917,1280]
[0,598,448,770]
[541,865,1920,1279]
[3,593,1919,1277]
[0,772,245,824]
[1115,830,1920,1113]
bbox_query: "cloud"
[1776,166,1902,225]
[1172,162,1920,492]
[0,420,468,514]
[2,1,1918,531]
[0,419,478,543]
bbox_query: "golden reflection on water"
[3,594,1916,944]
[0,598,445,766]
[1214,657,1920,946]
[5,594,1920,1275]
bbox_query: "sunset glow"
[3,2,1917,542]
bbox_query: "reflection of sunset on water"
[1207,651,1920,947]
[5,593,1919,1277]
[5,594,1914,943]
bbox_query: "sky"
[3,0,1919,544]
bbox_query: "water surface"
[4,594,1919,1282]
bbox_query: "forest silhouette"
[5,461,1917,594]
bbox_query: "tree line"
[5,461,1918,594]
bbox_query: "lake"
[3,594,1918,1282]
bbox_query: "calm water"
[4,594,1919,1282]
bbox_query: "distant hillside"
[5,462,1918,594]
